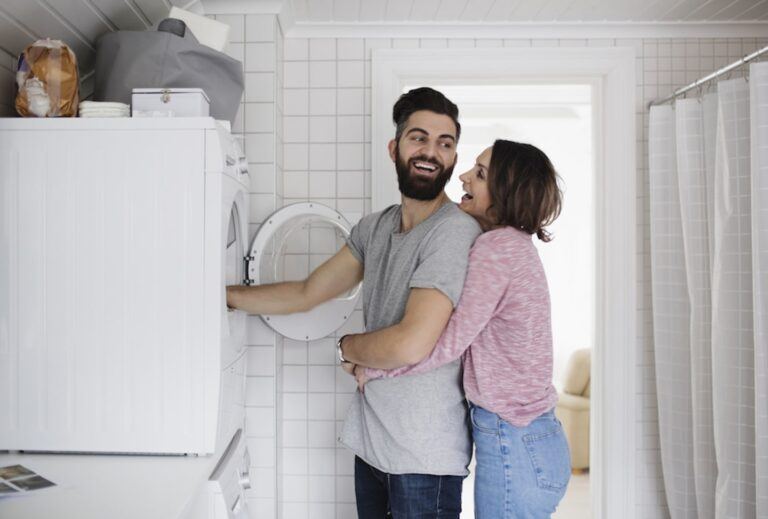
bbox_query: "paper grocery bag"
[15,39,80,117]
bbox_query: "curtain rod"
[649,44,768,107]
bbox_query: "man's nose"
[421,140,439,159]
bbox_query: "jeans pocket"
[522,424,571,492]
[469,404,499,435]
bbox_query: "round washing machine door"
[246,202,362,341]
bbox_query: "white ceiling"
[290,0,768,23]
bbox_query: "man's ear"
[388,139,397,163]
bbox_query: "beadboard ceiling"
[0,0,201,72]
[289,0,768,23]
[0,0,766,74]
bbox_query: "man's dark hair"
[392,87,461,142]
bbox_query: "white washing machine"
[0,117,248,460]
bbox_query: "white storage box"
[132,88,210,118]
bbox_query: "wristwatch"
[336,335,349,364]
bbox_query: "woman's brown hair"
[487,139,562,242]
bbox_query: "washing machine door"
[246,203,362,341]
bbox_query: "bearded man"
[228,87,481,518]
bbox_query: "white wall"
[186,16,768,518]
[210,12,284,518]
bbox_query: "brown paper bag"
[15,39,79,117]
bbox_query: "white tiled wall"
[210,24,768,518]
[275,45,368,519]
[212,12,284,518]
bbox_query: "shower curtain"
[649,62,768,519]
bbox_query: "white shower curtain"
[649,62,768,519]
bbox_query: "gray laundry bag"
[93,26,243,124]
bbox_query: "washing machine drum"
[246,203,362,341]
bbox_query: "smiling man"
[227,87,481,518]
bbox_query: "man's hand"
[354,365,369,393]
[341,361,355,376]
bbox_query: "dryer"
[0,117,248,458]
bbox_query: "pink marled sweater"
[366,226,558,427]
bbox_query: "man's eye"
[440,142,454,149]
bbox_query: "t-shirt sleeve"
[409,215,481,307]
[345,214,372,264]
[366,235,511,380]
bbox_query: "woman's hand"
[354,365,370,393]
[340,362,369,393]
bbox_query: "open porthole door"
[245,202,362,341]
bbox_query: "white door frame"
[371,47,637,519]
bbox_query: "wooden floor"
[553,473,591,519]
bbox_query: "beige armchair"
[555,348,591,471]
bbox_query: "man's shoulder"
[357,204,399,227]
[432,203,482,236]
[351,206,399,241]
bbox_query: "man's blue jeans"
[354,456,464,518]
[471,403,571,518]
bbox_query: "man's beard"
[395,146,455,201]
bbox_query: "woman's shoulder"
[475,226,533,250]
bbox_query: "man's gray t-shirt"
[340,202,482,476]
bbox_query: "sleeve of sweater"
[365,234,512,380]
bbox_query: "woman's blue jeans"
[470,403,571,518]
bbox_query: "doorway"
[371,47,637,518]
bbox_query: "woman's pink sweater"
[366,227,557,427]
